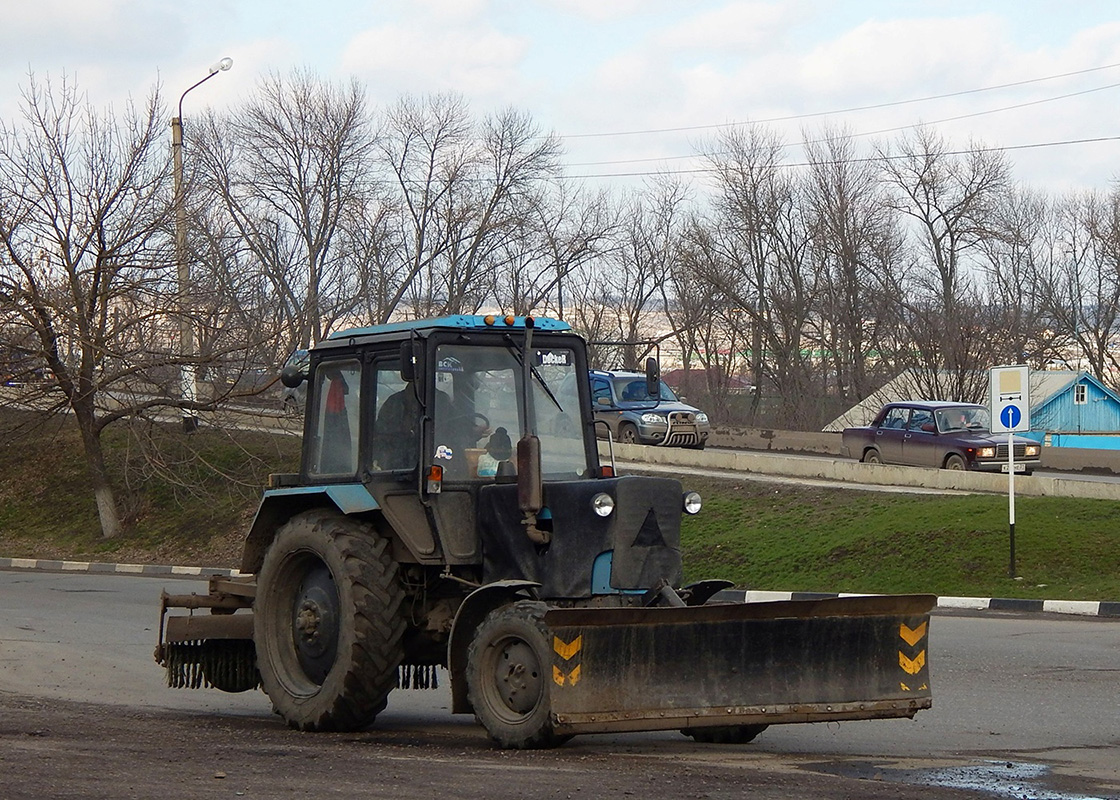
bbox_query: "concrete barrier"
[599,440,1120,501]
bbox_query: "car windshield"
[611,378,679,404]
[935,406,990,433]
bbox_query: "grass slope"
[0,409,299,567]
[680,476,1120,602]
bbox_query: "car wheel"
[944,454,966,470]
[862,449,882,464]
[618,423,640,445]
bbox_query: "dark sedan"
[841,400,1042,474]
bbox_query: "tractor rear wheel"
[255,509,405,731]
[466,601,568,749]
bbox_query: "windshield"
[611,377,678,404]
[935,406,991,433]
[432,343,588,480]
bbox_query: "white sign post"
[990,365,1030,578]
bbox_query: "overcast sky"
[3,0,1120,193]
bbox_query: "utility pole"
[172,56,232,432]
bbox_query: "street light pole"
[172,56,232,432]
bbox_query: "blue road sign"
[1000,404,1021,430]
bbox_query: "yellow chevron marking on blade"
[553,635,582,661]
[899,650,926,675]
[900,682,910,692]
[552,664,581,687]
[899,622,927,647]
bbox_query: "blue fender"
[239,483,380,574]
[447,580,540,714]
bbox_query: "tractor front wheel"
[466,601,568,749]
[255,510,405,731]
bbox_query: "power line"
[558,61,1120,141]
[563,79,1120,170]
[565,134,1120,180]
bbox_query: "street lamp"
[172,56,232,432]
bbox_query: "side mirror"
[280,364,305,389]
[517,434,543,514]
[645,357,660,399]
[596,396,612,406]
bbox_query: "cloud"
[539,0,649,23]
[799,15,1010,99]
[0,0,181,65]
[340,22,528,100]
[653,1,796,51]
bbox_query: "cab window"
[309,359,361,477]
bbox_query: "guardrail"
[601,440,1120,502]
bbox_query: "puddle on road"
[809,759,1108,800]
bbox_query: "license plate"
[1000,463,1026,473]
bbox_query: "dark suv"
[589,369,710,449]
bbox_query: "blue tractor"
[156,315,934,748]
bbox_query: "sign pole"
[991,364,1029,582]
[1007,431,1016,578]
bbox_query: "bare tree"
[195,70,376,349]
[1032,190,1120,382]
[378,96,563,319]
[696,126,822,427]
[570,180,686,370]
[803,126,904,402]
[877,127,1010,400]
[979,186,1062,369]
[0,76,176,538]
[668,217,749,422]
[490,183,615,317]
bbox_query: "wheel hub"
[292,563,339,683]
[494,640,542,715]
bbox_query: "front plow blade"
[542,594,935,736]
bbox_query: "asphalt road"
[2,570,1118,800]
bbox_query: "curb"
[0,557,242,579]
[714,589,1120,618]
[4,557,1116,618]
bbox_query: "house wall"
[1033,380,1120,434]
[1047,434,1120,450]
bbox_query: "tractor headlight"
[683,491,702,515]
[640,412,664,425]
[591,492,615,517]
[978,447,996,458]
